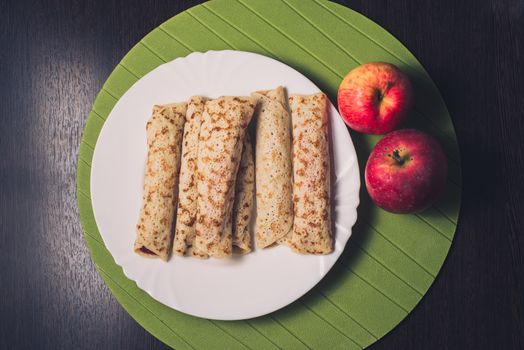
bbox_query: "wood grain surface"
[1,0,523,349]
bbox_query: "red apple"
[338,62,413,134]
[365,129,447,213]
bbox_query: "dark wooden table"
[1,0,523,349]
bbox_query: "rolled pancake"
[173,96,208,258]
[232,134,255,254]
[285,93,332,254]
[134,103,186,261]
[252,86,294,248]
[194,96,256,258]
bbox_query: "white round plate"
[91,50,360,320]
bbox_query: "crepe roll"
[134,103,186,261]
[232,134,255,254]
[287,93,332,254]
[194,96,256,258]
[173,96,208,258]
[252,86,294,248]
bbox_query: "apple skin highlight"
[338,62,413,135]
[365,129,448,214]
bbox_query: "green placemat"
[77,1,461,349]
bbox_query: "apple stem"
[384,81,393,94]
[376,82,393,102]
[391,149,405,165]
